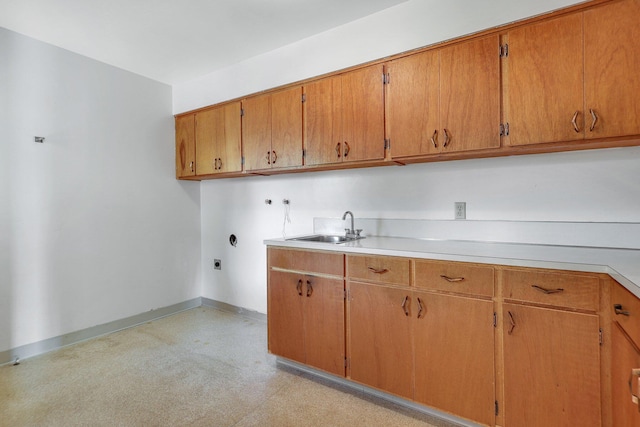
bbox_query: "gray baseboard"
[276,358,480,427]
[201,297,266,322]
[0,298,202,366]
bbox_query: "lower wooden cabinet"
[267,246,638,427]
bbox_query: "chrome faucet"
[342,211,362,239]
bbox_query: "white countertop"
[264,235,640,299]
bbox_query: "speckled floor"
[0,307,459,427]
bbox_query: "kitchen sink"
[287,234,363,244]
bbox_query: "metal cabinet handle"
[401,296,410,317]
[430,129,438,148]
[632,369,640,407]
[189,161,194,172]
[266,151,271,164]
[614,304,631,316]
[443,128,451,147]
[589,108,598,132]
[306,280,313,297]
[571,111,580,133]
[508,311,516,335]
[296,279,303,296]
[272,151,277,164]
[344,142,350,158]
[531,285,564,295]
[417,297,425,319]
[368,267,389,274]
[440,275,464,283]
[335,142,341,158]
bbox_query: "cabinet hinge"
[493,312,497,328]
[384,139,390,150]
[383,73,390,84]
[495,401,499,416]
[302,93,306,103]
[302,148,306,158]
[500,123,510,136]
[240,108,245,117]
[241,156,245,165]
[599,328,603,345]
[345,357,350,369]
[499,43,509,57]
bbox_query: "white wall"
[0,27,201,353]
[184,0,640,314]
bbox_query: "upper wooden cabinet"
[242,87,303,171]
[584,0,640,139]
[175,113,196,178]
[195,102,242,175]
[304,64,385,166]
[506,0,640,146]
[386,35,500,158]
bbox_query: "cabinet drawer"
[503,269,600,311]
[346,255,410,286]
[612,282,640,347]
[268,248,343,276]
[415,260,494,297]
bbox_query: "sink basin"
[287,235,362,244]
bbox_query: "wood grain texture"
[612,280,640,349]
[505,13,584,146]
[268,248,344,276]
[611,323,640,427]
[271,86,303,168]
[503,304,601,427]
[585,0,640,139]
[386,50,440,158]
[348,281,414,399]
[267,270,306,364]
[415,259,494,297]
[414,292,495,425]
[440,34,501,153]
[219,101,242,173]
[195,107,219,175]
[346,254,410,286]
[242,93,272,171]
[303,76,341,166]
[175,114,195,178]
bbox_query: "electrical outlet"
[213,259,222,270]
[454,202,466,220]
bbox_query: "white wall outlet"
[213,259,222,270]
[454,202,466,220]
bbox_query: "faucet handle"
[356,229,363,237]
[345,228,351,236]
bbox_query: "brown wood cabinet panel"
[503,304,601,427]
[414,292,495,425]
[304,275,345,376]
[346,254,410,286]
[341,64,385,162]
[386,50,440,158]
[505,13,584,146]
[612,281,640,348]
[303,76,341,166]
[440,35,501,153]
[348,282,413,399]
[268,270,306,364]
[175,113,195,178]
[268,248,343,276]
[242,94,272,171]
[415,259,494,297]
[584,0,640,139]
[611,323,640,427]
[271,86,303,168]
[503,268,600,312]
[195,102,242,175]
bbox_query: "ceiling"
[0,0,408,85]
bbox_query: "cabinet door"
[503,304,601,427]
[195,103,242,175]
[440,35,500,152]
[271,86,303,169]
[267,270,305,364]
[386,50,440,158]
[303,276,345,376]
[348,282,413,399]
[341,64,385,162]
[175,114,195,178]
[242,94,272,171]
[584,0,640,139]
[303,76,341,166]
[414,292,495,426]
[505,14,584,146]
[612,324,640,427]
